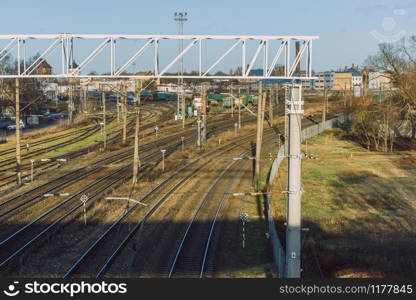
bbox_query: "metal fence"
[266,113,351,277]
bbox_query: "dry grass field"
[273,129,416,278]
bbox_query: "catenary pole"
[254,82,263,191]
[285,83,303,278]
[15,78,22,185]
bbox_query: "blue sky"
[1,0,416,72]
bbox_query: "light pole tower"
[174,12,188,128]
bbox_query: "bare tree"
[366,37,416,139]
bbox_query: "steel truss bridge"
[0,34,318,80]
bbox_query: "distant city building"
[333,72,352,91]
[313,71,334,90]
[157,83,179,93]
[368,72,392,90]
[343,66,363,88]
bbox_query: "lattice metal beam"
[0,34,318,79]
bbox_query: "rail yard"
[2,1,415,288]
[0,76,345,278]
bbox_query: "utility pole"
[284,85,289,152]
[123,84,127,145]
[201,84,207,145]
[238,87,241,129]
[231,86,234,118]
[197,119,201,148]
[322,87,327,123]
[117,97,120,123]
[182,86,186,129]
[344,82,347,109]
[269,87,274,126]
[15,78,22,185]
[101,85,107,150]
[68,84,73,125]
[174,12,188,128]
[285,83,303,278]
[275,84,279,105]
[132,80,142,186]
[260,91,266,145]
[254,82,264,191]
[83,85,87,114]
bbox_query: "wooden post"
[15,78,22,185]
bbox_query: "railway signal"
[80,194,89,225]
[25,158,67,184]
[161,149,166,172]
[240,212,249,249]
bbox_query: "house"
[368,72,392,90]
[38,61,52,75]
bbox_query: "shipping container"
[152,92,177,101]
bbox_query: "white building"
[352,74,362,87]
[157,83,179,93]
[368,72,392,90]
[313,71,334,90]
[301,79,313,90]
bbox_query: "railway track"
[0,125,98,158]
[0,113,255,224]
[98,112,340,278]
[62,127,279,278]
[167,156,250,277]
[0,114,259,274]
[0,102,342,277]
[0,106,162,188]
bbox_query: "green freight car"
[152,92,177,101]
[222,94,252,108]
[207,93,229,101]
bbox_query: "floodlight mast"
[174,12,188,127]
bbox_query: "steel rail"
[64,127,275,278]
[0,116,258,270]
